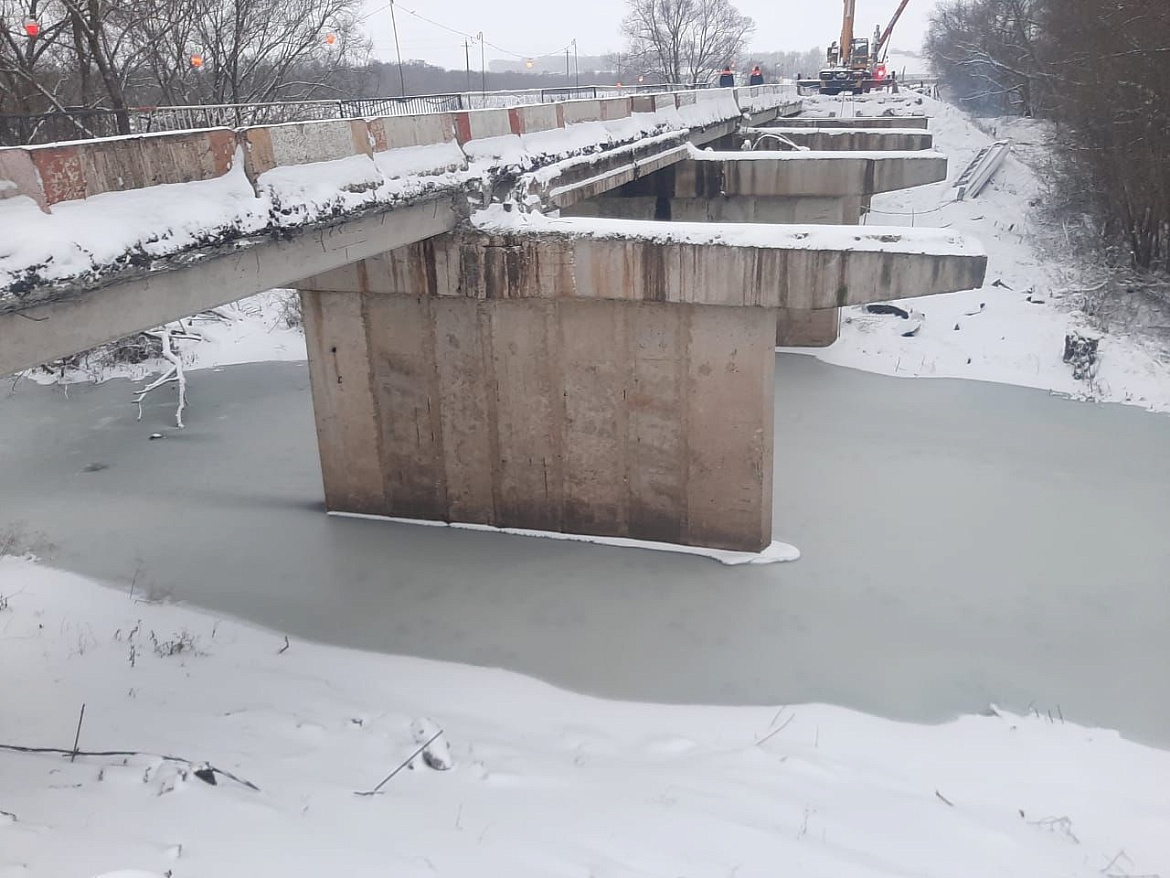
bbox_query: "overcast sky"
[360,0,940,71]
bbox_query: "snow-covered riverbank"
[2,555,1167,878]
[790,92,1170,413]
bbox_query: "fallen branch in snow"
[70,703,86,763]
[1099,849,1161,878]
[0,743,259,791]
[1027,815,1079,844]
[1052,278,1109,297]
[133,327,187,428]
[756,712,796,746]
[355,728,445,796]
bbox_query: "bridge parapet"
[0,128,238,211]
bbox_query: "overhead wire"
[359,0,576,62]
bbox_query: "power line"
[367,1,475,42]
[361,0,576,64]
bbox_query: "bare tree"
[928,0,1170,273]
[0,1,79,114]
[139,0,369,106]
[1042,0,1170,272]
[925,0,1048,116]
[0,0,368,132]
[620,0,754,86]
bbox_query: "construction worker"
[749,65,764,86]
[718,65,735,88]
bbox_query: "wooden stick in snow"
[70,703,86,763]
[355,729,445,796]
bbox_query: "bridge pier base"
[775,307,840,347]
[300,262,776,552]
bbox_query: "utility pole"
[464,40,472,94]
[565,46,570,85]
[478,32,485,96]
[573,39,579,88]
[389,0,406,96]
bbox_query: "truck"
[798,0,911,96]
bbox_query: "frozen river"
[2,356,1167,747]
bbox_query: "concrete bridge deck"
[0,87,794,329]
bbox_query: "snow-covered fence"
[340,94,465,117]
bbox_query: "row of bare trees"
[926,0,1170,273]
[620,0,754,86]
[1,0,368,129]
[4,0,770,124]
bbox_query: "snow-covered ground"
[789,92,1170,413]
[2,554,1168,878]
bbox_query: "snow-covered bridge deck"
[0,87,795,313]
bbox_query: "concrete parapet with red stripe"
[451,109,513,145]
[241,119,371,183]
[367,113,456,151]
[0,128,236,211]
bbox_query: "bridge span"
[0,87,985,552]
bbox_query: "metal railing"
[0,100,347,145]
[0,108,128,145]
[0,81,783,147]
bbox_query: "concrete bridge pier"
[298,247,777,552]
[297,219,985,554]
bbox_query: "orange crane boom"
[840,0,857,66]
[875,0,912,60]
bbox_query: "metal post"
[565,47,570,84]
[573,39,579,88]
[389,0,406,96]
[478,32,486,96]
[464,40,472,94]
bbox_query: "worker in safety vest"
[718,65,735,88]
[749,65,764,86]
